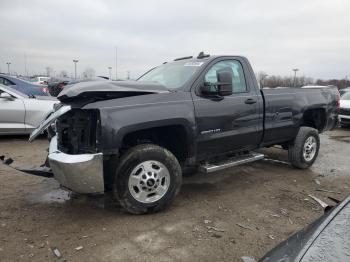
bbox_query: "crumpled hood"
[57,80,169,103]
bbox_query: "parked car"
[339,87,350,96]
[47,78,77,97]
[0,84,57,135]
[30,76,50,85]
[10,54,340,214]
[0,74,49,96]
[339,91,350,127]
[47,77,109,96]
[260,196,350,262]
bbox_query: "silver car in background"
[0,84,58,135]
[339,91,350,127]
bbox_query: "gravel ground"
[0,128,349,262]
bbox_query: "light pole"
[293,68,299,87]
[108,67,112,80]
[6,62,11,75]
[73,59,79,80]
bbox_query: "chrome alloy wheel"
[128,160,170,203]
[303,136,317,161]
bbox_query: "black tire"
[113,144,182,214]
[288,127,320,169]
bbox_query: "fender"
[83,91,197,161]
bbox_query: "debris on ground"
[236,223,254,231]
[52,247,62,258]
[328,196,341,204]
[279,208,288,216]
[229,238,236,244]
[313,179,321,185]
[315,188,341,194]
[204,219,212,224]
[268,234,275,240]
[288,218,293,224]
[206,226,225,232]
[211,233,222,238]
[75,246,83,251]
[241,256,256,262]
[266,210,281,218]
[308,194,328,208]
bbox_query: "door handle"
[245,98,257,104]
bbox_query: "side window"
[204,60,247,93]
[3,78,14,86]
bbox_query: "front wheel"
[288,127,320,169]
[113,144,182,214]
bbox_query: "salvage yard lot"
[0,128,349,261]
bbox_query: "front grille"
[339,108,350,116]
[56,109,101,154]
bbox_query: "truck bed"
[261,86,339,146]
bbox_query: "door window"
[204,60,247,93]
[0,77,15,86]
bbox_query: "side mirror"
[0,92,13,99]
[200,68,233,97]
[216,69,233,96]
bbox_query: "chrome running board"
[199,152,265,173]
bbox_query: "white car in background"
[31,76,50,85]
[339,92,350,128]
[0,84,57,135]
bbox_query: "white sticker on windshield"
[184,62,204,67]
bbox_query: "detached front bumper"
[48,136,104,194]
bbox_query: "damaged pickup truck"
[13,53,340,214]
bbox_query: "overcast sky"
[1,0,350,79]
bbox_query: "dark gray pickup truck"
[12,53,340,214]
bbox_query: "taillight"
[337,91,340,111]
[42,87,49,93]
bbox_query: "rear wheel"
[113,144,182,214]
[288,127,320,169]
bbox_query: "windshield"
[341,92,350,100]
[137,60,204,89]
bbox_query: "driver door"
[0,88,26,134]
[193,59,263,160]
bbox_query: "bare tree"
[82,67,95,79]
[59,70,68,77]
[262,75,313,88]
[45,67,53,77]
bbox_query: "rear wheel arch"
[302,108,327,132]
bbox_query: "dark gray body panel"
[262,87,339,146]
[83,91,196,158]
